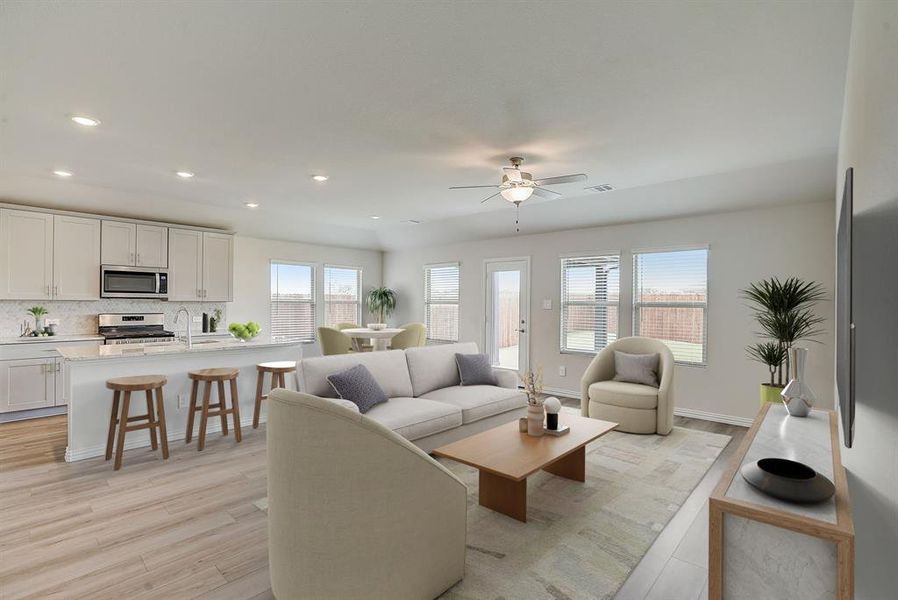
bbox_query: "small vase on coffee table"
[527,404,545,437]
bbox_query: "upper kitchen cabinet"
[53,215,101,300]
[168,228,233,301]
[101,221,168,267]
[0,209,54,300]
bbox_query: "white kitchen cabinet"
[0,358,55,412]
[168,229,233,301]
[202,232,233,301]
[0,209,54,300]
[53,215,101,300]
[136,224,168,268]
[101,220,136,265]
[102,221,168,267]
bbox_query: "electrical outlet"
[45,318,61,326]
[542,299,552,310]
[178,393,187,409]
[558,365,567,377]
[192,316,202,323]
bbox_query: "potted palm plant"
[366,287,396,329]
[742,277,826,406]
[27,306,48,335]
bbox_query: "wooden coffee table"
[432,413,617,522]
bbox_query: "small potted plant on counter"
[366,287,396,330]
[27,306,49,336]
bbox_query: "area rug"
[436,426,730,600]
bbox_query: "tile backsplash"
[0,300,227,338]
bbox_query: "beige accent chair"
[388,322,426,350]
[580,336,675,435]
[267,389,466,599]
[317,326,353,356]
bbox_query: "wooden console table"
[709,403,854,599]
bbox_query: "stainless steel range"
[98,313,176,345]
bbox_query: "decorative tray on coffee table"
[544,425,570,437]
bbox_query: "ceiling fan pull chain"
[515,201,521,233]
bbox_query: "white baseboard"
[0,405,67,423]
[64,414,267,462]
[543,385,753,428]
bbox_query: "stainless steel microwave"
[101,265,169,299]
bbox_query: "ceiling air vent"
[585,184,615,193]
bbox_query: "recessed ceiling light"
[244,202,260,209]
[71,115,101,127]
[311,174,329,182]
[402,219,422,224]
[370,215,380,220]
[176,171,195,179]
[53,169,73,178]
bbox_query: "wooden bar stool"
[253,361,297,428]
[186,368,241,451]
[105,375,169,471]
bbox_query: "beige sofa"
[580,336,675,435]
[297,342,528,452]
[267,389,466,599]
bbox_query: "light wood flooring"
[0,409,745,600]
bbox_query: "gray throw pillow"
[613,351,660,387]
[326,364,389,414]
[455,353,498,386]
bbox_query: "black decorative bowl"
[740,458,835,504]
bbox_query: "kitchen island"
[59,337,303,462]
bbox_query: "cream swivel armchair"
[317,326,353,355]
[580,336,675,435]
[388,322,426,350]
[267,389,467,600]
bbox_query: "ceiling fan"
[449,156,587,205]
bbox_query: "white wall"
[228,235,383,356]
[384,201,835,422]
[836,2,898,598]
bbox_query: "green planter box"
[760,384,784,407]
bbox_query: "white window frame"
[559,252,621,355]
[323,264,363,327]
[631,245,710,366]
[424,261,460,344]
[269,260,317,343]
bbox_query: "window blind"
[633,248,708,365]
[560,254,620,353]
[323,266,361,327]
[270,262,316,343]
[424,263,459,343]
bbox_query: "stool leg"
[185,379,199,443]
[114,391,131,471]
[146,390,158,450]
[230,377,242,442]
[253,371,265,429]
[155,387,169,460]
[198,381,212,451]
[106,390,120,461]
[218,380,229,436]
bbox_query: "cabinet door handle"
[56,362,61,373]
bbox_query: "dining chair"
[388,323,427,350]
[318,327,354,356]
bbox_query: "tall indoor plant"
[742,277,825,405]
[366,287,397,325]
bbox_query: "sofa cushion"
[455,353,498,386]
[299,350,414,399]
[420,385,527,424]
[613,351,660,387]
[326,364,389,414]
[405,342,478,396]
[588,380,659,410]
[364,397,463,441]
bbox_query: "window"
[270,261,316,343]
[560,254,620,353]
[424,263,459,343]
[633,248,709,365]
[323,265,362,327]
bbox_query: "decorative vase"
[759,384,784,406]
[781,347,815,417]
[35,317,45,333]
[527,405,545,437]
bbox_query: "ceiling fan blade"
[449,184,499,190]
[534,173,587,186]
[480,192,501,204]
[503,167,523,182]
[531,187,562,199]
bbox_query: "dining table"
[341,327,406,352]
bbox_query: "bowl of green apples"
[228,321,261,341]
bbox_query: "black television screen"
[836,167,855,447]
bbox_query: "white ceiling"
[0,1,852,250]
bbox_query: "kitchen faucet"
[175,307,192,349]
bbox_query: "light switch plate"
[543,299,552,310]
[192,316,202,323]
[178,393,187,409]
[558,365,566,377]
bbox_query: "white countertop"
[58,337,302,361]
[0,334,104,346]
